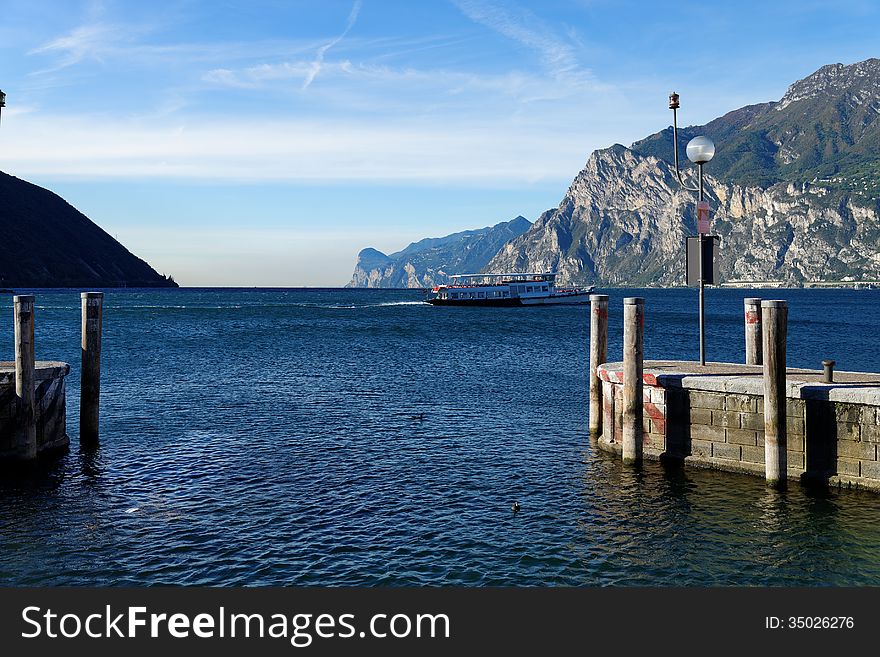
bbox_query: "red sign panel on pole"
[697,201,710,234]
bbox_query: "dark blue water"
[2,287,880,586]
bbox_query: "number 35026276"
[765,617,854,629]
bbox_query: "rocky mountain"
[347,216,531,288]
[0,171,177,288]
[487,58,880,286]
[633,58,880,192]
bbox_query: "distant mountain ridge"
[346,216,531,288]
[349,58,880,288]
[487,58,880,286]
[0,171,177,288]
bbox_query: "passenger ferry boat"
[425,272,594,306]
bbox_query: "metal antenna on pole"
[668,92,715,366]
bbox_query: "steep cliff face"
[347,216,531,288]
[487,59,880,286]
[487,145,880,285]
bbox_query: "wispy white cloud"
[25,0,124,72]
[9,1,644,187]
[201,57,608,112]
[0,111,627,184]
[29,20,322,77]
[202,67,256,88]
[28,23,122,72]
[209,59,476,87]
[202,61,320,90]
[451,0,589,81]
[302,0,362,89]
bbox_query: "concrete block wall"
[831,405,880,481]
[602,370,667,454]
[598,363,880,492]
[0,362,71,460]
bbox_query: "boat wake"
[326,301,428,309]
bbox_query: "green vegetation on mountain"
[632,59,880,197]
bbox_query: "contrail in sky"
[302,0,362,90]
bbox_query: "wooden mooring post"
[13,295,37,460]
[80,292,104,444]
[762,300,788,487]
[744,297,762,366]
[589,294,609,438]
[622,297,644,465]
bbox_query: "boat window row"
[511,285,549,293]
[449,290,510,300]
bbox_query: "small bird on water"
[511,501,520,513]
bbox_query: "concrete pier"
[596,360,880,491]
[1,361,70,460]
[588,294,609,438]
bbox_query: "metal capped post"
[13,295,37,460]
[822,359,835,384]
[744,298,762,365]
[762,300,788,487]
[80,292,104,444]
[589,294,609,438]
[622,297,644,465]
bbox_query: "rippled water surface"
[2,287,880,586]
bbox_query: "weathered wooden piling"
[622,297,644,465]
[744,297,762,366]
[762,300,788,487]
[80,292,104,444]
[589,294,609,438]
[13,295,37,460]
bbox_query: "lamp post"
[669,92,715,366]
[0,89,5,125]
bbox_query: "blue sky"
[1,0,878,285]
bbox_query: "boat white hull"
[425,272,594,306]
[426,289,594,306]
[519,292,592,305]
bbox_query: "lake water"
[2,287,880,586]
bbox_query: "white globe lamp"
[686,136,715,164]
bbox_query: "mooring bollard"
[13,295,37,460]
[744,297,762,366]
[622,297,644,465]
[80,292,104,444]
[762,300,788,487]
[589,294,609,438]
[822,359,835,384]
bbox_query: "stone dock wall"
[598,361,880,491]
[0,362,71,460]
